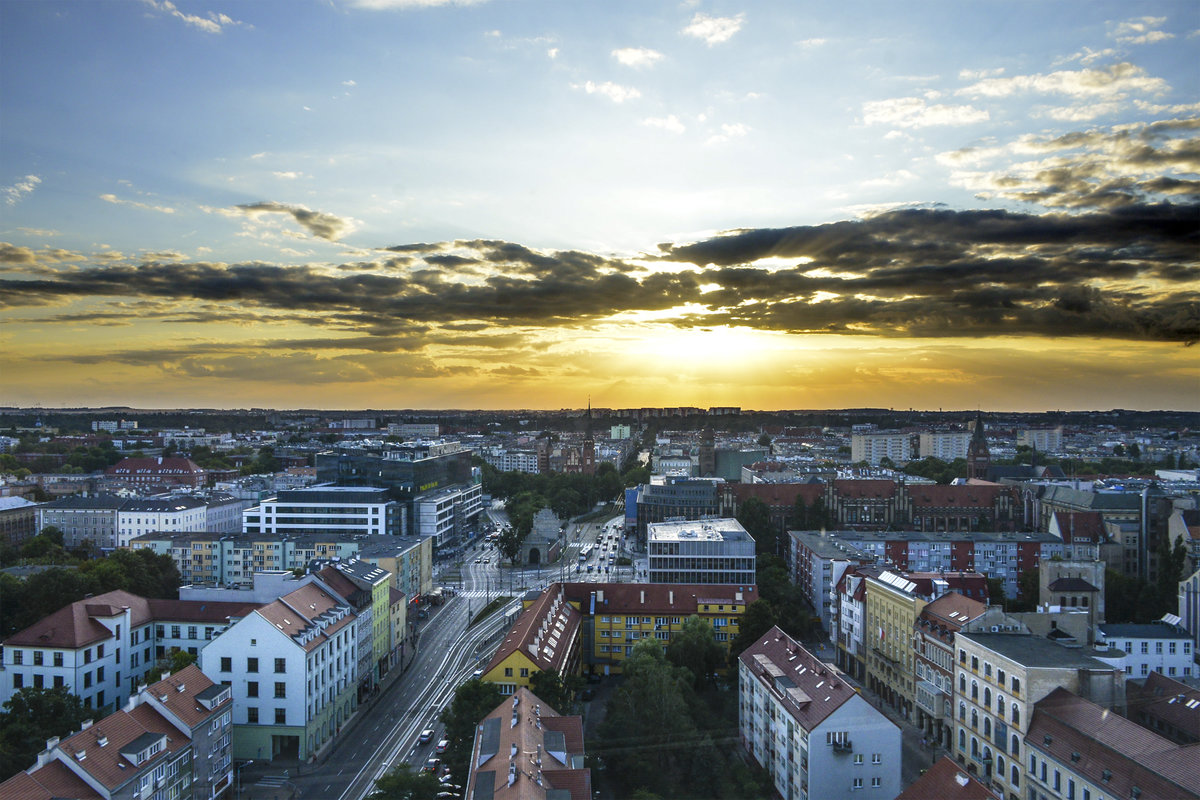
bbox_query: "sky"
[1,0,1197,413]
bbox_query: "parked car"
[422,758,442,773]
[436,739,449,754]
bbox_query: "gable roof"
[895,756,992,800]
[739,626,885,733]
[485,586,581,675]
[255,581,355,652]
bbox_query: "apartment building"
[0,496,39,548]
[106,457,207,488]
[480,447,541,474]
[313,558,392,692]
[560,582,757,676]
[242,486,400,538]
[128,532,362,586]
[481,585,582,696]
[913,591,989,749]
[116,497,208,549]
[37,494,125,551]
[919,431,972,461]
[646,518,756,585]
[1025,687,1199,800]
[198,582,358,762]
[412,482,482,550]
[739,626,901,800]
[789,531,872,633]
[952,631,1126,800]
[851,431,914,465]
[466,687,591,800]
[0,664,234,800]
[0,590,257,713]
[1096,621,1194,679]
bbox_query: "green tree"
[756,433,772,448]
[529,668,583,714]
[440,679,503,782]
[986,576,1007,608]
[736,497,775,557]
[0,687,89,780]
[1010,569,1040,613]
[666,616,725,690]
[496,526,524,564]
[146,648,196,683]
[365,763,443,800]
[728,599,777,662]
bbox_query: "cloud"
[682,12,745,46]
[959,67,1004,81]
[706,122,751,145]
[140,0,247,34]
[796,38,826,48]
[958,62,1168,100]
[272,171,305,179]
[547,47,559,59]
[3,175,41,206]
[2,202,1195,347]
[943,117,1200,209]
[1111,16,1174,45]
[574,81,641,103]
[613,47,664,68]
[349,0,489,8]
[234,201,356,241]
[642,115,686,134]
[99,193,176,214]
[342,80,356,87]
[862,97,989,128]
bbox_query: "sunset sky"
[1,1,1197,412]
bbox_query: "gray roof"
[958,633,1117,670]
[1099,623,1191,640]
[39,494,126,510]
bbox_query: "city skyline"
[1,1,1197,412]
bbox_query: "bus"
[579,545,593,562]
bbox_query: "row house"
[1026,686,1198,800]
[313,559,392,694]
[0,590,257,713]
[952,631,1126,800]
[198,582,358,763]
[913,591,990,749]
[739,626,902,800]
[0,664,233,800]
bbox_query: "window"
[1012,704,1019,726]
[997,668,1006,686]
[275,658,286,673]
[97,644,104,658]
[872,753,881,764]
[984,662,992,678]
[1011,734,1019,756]
[84,672,93,688]
[971,680,978,700]
[97,666,104,681]
[852,778,863,790]
[53,652,63,667]
[1140,641,1149,654]
[247,707,258,723]
[504,668,513,677]
[1011,677,1020,694]
[171,625,181,639]
[519,668,529,677]
[188,626,198,640]
[971,656,979,671]
[221,657,232,672]
[871,777,881,788]
[959,649,966,664]
[54,675,64,688]
[247,657,259,673]
[33,651,43,666]
[275,708,286,724]
[247,681,259,698]
[1011,765,1019,787]
[33,674,44,689]
[1155,641,1162,655]
[12,674,22,689]
[274,682,286,699]
[959,674,966,692]
[984,687,992,706]
[854,754,863,765]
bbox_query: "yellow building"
[481,585,582,695]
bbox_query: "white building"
[481,448,541,473]
[0,590,258,713]
[1017,427,1063,452]
[242,486,400,537]
[918,431,971,462]
[1096,621,1194,679]
[386,422,440,439]
[740,626,902,800]
[851,432,914,466]
[199,582,358,763]
[117,496,208,548]
[413,482,483,551]
[647,518,756,585]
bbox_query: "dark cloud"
[2,202,1196,344]
[235,201,354,240]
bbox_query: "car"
[436,739,449,753]
[474,557,482,563]
[422,758,442,773]
[419,729,435,744]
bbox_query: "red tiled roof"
[485,586,581,675]
[739,626,879,732]
[909,484,1010,508]
[257,582,354,652]
[832,479,897,498]
[0,760,101,800]
[895,756,992,800]
[1052,511,1107,544]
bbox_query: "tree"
[1010,569,1040,613]
[666,616,724,690]
[365,763,443,800]
[496,526,524,564]
[728,599,777,662]
[756,433,772,449]
[440,679,503,781]
[0,687,88,780]
[529,668,583,714]
[986,577,1007,608]
[737,497,775,557]
[146,648,196,683]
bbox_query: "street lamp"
[236,760,254,798]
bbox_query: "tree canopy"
[0,687,89,781]
[365,763,444,800]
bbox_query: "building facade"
[242,486,401,538]
[646,518,756,585]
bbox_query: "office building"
[242,486,401,538]
[646,518,756,585]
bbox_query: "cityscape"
[0,405,1198,800]
[2,1,1199,800]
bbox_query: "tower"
[967,412,990,481]
[698,426,716,477]
[581,399,596,476]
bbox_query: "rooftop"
[647,518,751,543]
[957,632,1118,670]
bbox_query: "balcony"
[832,740,853,753]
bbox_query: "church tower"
[967,412,990,481]
[698,426,716,477]
[581,399,596,476]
